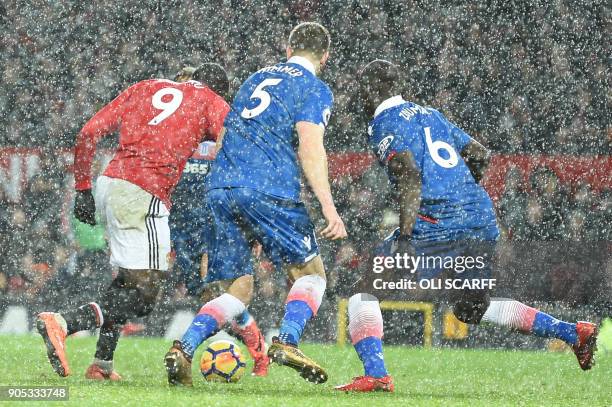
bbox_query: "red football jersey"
[73,79,229,208]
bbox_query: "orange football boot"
[334,375,395,392]
[572,321,598,370]
[36,312,70,377]
[85,364,122,381]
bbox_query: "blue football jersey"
[368,96,499,241]
[173,140,216,204]
[208,56,333,201]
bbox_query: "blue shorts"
[205,187,319,283]
[169,196,213,296]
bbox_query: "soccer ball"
[200,340,246,383]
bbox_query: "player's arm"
[215,127,226,152]
[443,113,490,184]
[204,95,230,146]
[387,151,422,237]
[296,121,347,240]
[460,139,491,184]
[73,85,135,224]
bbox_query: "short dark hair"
[357,59,403,117]
[288,22,330,58]
[192,63,229,99]
[358,59,400,93]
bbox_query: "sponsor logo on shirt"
[377,135,394,159]
[190,140,217,160]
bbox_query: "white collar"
[287,56,317,75]
[374,95,406,118]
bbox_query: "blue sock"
[180,313,219,359]
[354,337,388,378]
[531,312,577,345]
[278,300,313,346]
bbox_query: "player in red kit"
[36,63,231,381]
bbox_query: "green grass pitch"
[1,335,610,406]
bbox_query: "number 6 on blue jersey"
[424,126,459,168]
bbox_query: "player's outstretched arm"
[388,151,421,237]
[461,140,491,184]
[73,85,134,224]
[296,121,347,240]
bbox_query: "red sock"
[231,317,265,359]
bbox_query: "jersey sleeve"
[73,82,139,190]
[370,120,423,166]
[434,110,472,151]
[450,125,473,151]
[295,82,333,129]
[203,92,230,141]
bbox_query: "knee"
[99,277,161,320]
[291,255,326,282]
[133,281,162,317]
[453,292,490,324]
[227,275,254,305]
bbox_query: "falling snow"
[0,1,610,400]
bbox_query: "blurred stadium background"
[0,1,610,350]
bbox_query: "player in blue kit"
[165,23,347,386]
[168,66,269,379]
[335,60,599,392]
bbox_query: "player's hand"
[396,234,416,259]
[387,228,415,256]
[319,205,347,240]
[74,189,96,225]
[251,241,263,258]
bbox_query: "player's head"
[174,66,196,82]
[192,63,230,99]
[287,22,331,72]
[357,59,401,117]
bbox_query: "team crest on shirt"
[377,135,394,159]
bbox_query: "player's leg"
[481,298,598,370]
[231,188,328,383]
[277,256,326,347]
[335,293,394,392]
[88,180,171,379]
[195,253,269,376]
[230,307,269,376]
[182,275,253,357]
[194,205,268,375]
[37,265,167,378]
[165,188,254,386]
[452,290,598,370]
[165,275,252,386]
[87,268,166,380]
[36,176,113,377]
[87,322,122,381]
[80,179,168,379]
[265,256,328,383]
